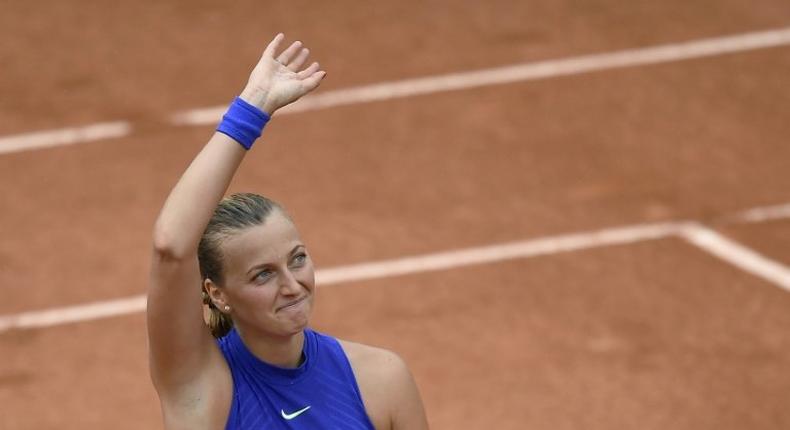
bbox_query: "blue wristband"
[216,97,270,150]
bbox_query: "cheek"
[234,287,278,312]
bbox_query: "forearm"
[152,132,245,259]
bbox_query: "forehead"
[220,212,302,270]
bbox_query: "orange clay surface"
[2,1,790,429]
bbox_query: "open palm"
[240,33,326,115]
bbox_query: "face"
[207,210,316,338]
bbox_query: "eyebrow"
[245,244,305,276]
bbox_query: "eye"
[253,269,274,283]
[291,253,307,266]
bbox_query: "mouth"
[276,296,308,312]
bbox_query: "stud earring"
[224,305,231,312]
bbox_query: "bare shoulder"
[339,339,405,376]
[338,339,429,430]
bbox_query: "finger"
[288,48,310,72]
[297,62,320,79]
[262,33,285,59]
[301,70,326,92]
[276,40,303,65]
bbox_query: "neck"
[236,327,306,368]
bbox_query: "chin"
[279,311,311,335]
[290,311,311,331]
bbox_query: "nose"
[279,268,302,296]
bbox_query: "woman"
[148,33,429,429]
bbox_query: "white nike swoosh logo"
[281,405,311,420]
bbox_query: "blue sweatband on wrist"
[216,97,270,150]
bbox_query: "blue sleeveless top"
[217,328,375,429]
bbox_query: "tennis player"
[147,33,428,429]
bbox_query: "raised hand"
[239,33,326,115]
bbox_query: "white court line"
[0,121,132,155]
[316,222,681,284]
[4,27,790,152]
[677,223,790,292]
[730,203,790,223]
[0,296,148,332]
[172,26,790,125]
[5,202,790,332]
[0,221,682,332]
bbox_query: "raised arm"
[147,33,325,390]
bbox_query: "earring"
[223,305,231,312]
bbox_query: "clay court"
[2,1,790,429]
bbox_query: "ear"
[204,278,230,312]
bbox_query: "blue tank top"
[217,328,375,429]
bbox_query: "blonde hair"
[198,193,284,338]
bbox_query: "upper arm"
[147,249,218,393]
[385,353,429,430]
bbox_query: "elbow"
[151,223,192,261]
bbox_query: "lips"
[276,296,307,312]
